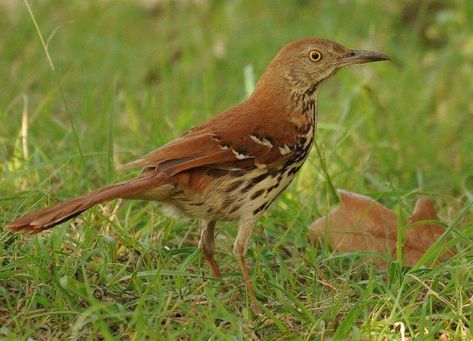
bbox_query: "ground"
[1,0,473,339]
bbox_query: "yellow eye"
[309,50,322,62]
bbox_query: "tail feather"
[7,173,167,233]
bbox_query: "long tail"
[7,173,167,234]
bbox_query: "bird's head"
[252,38,389,109]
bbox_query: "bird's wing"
[120,104,304,175]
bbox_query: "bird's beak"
[338,49,390,67]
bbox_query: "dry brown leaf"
[310,190,455,267]
[403,198,455,266]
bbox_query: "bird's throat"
[290,84,319,118]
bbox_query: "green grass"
[1,0,473,339]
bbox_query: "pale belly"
[164,167,295,221]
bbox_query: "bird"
[7,38,389,307]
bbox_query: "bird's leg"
[234,220,259,310]
[198,220,222,279]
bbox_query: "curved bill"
[338,49,390,67]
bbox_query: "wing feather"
[120,103,307,175]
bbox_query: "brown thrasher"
[7,38,389,306]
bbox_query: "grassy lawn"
[1,0,473,339]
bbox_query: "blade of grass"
[23,0,86,171]
[314,140,339,203]
[107,79,118,183]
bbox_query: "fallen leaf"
[403,198,454,266]
[310,190,454,267]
